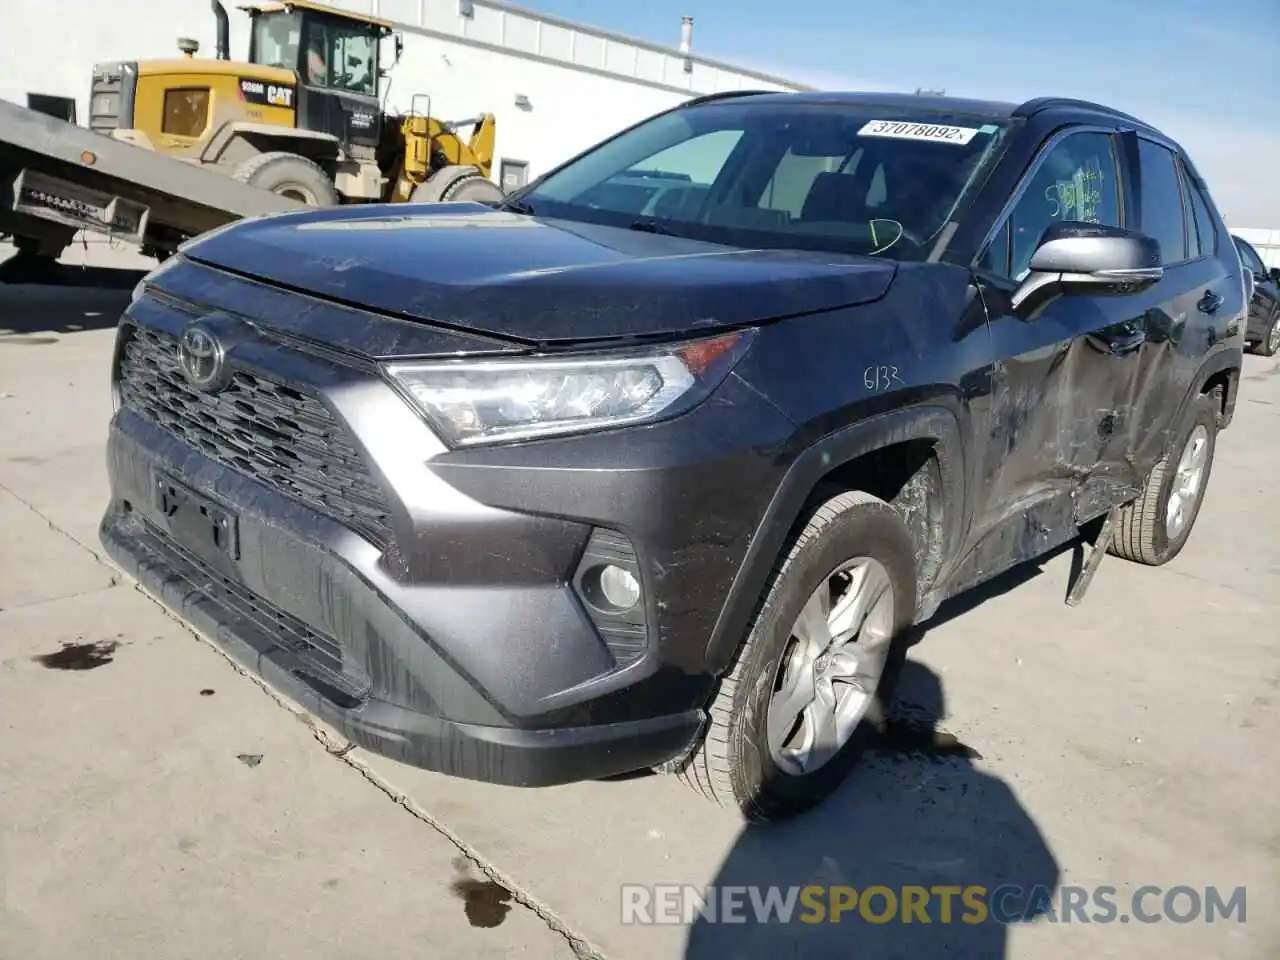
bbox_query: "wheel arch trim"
[703,403,968,673]
[1168,346,1242,448]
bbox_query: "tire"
[674,490,917,823]
[411,168,505,205]
[1108,391,1218,566]
[1255,310,1280,358]
[440,173,505,204]
[232,152,340,206]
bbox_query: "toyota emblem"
[177,323,229,392]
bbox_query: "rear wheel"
[1108,392,1218,565]
[674,490,916,823]
[232,152,340,206]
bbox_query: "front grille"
[118,325,395,547]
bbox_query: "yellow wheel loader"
[88,0,503,219]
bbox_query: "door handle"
[1197,290,1224,314]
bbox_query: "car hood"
[181,202,898,344]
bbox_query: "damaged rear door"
[961,126,1145,581]
[1117,135,1237,471]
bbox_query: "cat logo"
[266,85,293,108]
[238,77,295,110]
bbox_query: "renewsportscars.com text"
[621,884,1247,926]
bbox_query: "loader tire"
[232,152,340,207]
[439,172,505,204]
[410,166,504,205]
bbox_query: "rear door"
[1121,136,1235,470]
[961,126,1144,585]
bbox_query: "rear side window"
[1136,139,1188,264]
[1185,172,1218,258]
[1178,167,1201,260]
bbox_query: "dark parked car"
[1231,233,1280,356]
[101,91,1246,823]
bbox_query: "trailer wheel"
[232,152,340,206]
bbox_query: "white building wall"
[377,0,802,181]
[0,0,805,183]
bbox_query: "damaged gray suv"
[101,92,1245,823]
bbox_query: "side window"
[1236,239,1265,276]
[305,22,376,96]
[1185,167,1218,258]
[1136,139,1188,264]
[306,24,328,85]
[1178,167,1201,260]
[1000,131,1121,279]
[329,27,376,96]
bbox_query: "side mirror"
[1269,267,1280,284]
[395,33,404,64]
[1011,221,1163,316]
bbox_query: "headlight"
[384,329,754,447]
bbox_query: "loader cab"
[244,1,394,156]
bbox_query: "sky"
[525,0,1280,226]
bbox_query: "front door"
[297,14,382,154]
[957,127,1144,589]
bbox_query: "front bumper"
[99,278,797,786]
[100,416,704,785]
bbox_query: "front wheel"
[675,490,917,823]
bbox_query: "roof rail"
[1013,96,1145,125]
[681,89,777,108]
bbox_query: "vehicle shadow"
[0,254,140,336]
[682,547,1081,959]
[684,660,1058,959]
[0,249,147,288]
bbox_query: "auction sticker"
[858,120,980,145]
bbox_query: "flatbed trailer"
[0,97,304,263]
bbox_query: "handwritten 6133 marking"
[863,365,903,392]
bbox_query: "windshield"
[520,101,1010,260]
[250,12,302,70]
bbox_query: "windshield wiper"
[500,197,536,215]
[627,219,679,236]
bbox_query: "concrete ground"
[1,239,1276,960]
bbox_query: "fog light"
[598,564,640,610]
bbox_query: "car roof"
[687,90,1152,128]
[693,90,1020,119]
